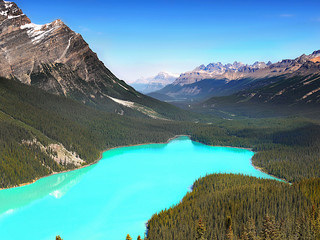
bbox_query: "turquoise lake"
[0,136,279,240]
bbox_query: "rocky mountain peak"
[310,50,320,58]
[0,1,30,26]
[0,1,188,120]
[295,54,309,64]
[20,19,67,45]
[173,59,271,86]
[0,0,20,15]
[0,1,132,107]
[232,61,244,67]
[0,3,32,44]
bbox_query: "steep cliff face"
[0,0,125,100]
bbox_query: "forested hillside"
[146,118,320,240]
[1,77,320,240]
[197,73,320,119]
[0,77,193,188]
[147,174,320,240]
[1,76,320,188]
[191,118,320,182]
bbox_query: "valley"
[0,137,279,240]
[150,51,320,106]
[0,0,319,239]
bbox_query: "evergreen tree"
[260,215,280,240]
[241,218,259,240]
[241,226,249,240]
[56,236,63,240]
[196,218,207,240]
[126,234,133,240]
[295,216,313,240]
[294,217,303,240]
[309,206,320,239]
[137,235,142,240]
[226,217,234,240]
[260,215,272,240]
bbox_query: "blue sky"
[15,0,320,82]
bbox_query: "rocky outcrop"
[22,138,85,167]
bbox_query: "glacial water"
[0,136,279,240]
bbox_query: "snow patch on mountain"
[0,0,21,18]
[21,20,62,44]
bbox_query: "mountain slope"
[0,0,192,120]
[153,51,320,102]
[198,70,320,118]
[0,77,195,188]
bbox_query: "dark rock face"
[0,0,136,106]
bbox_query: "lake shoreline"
[186,139,288,183]
[0,135,284,191]
[251,163,290,184]
[0,135,186,191]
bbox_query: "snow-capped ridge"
[169,50,320,87]
[20,19,64,44]
[173,60,270,86]
[0,0,22,19]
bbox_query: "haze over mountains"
[130,71,179,94]
[152,51,320,103]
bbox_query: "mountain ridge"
[153,50,320,102]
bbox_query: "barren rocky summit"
[0,0,137,105]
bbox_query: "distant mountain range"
[152,51,320,102]
[130,72,179,94]
[173,61,272,86]
[0,0,191,120]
